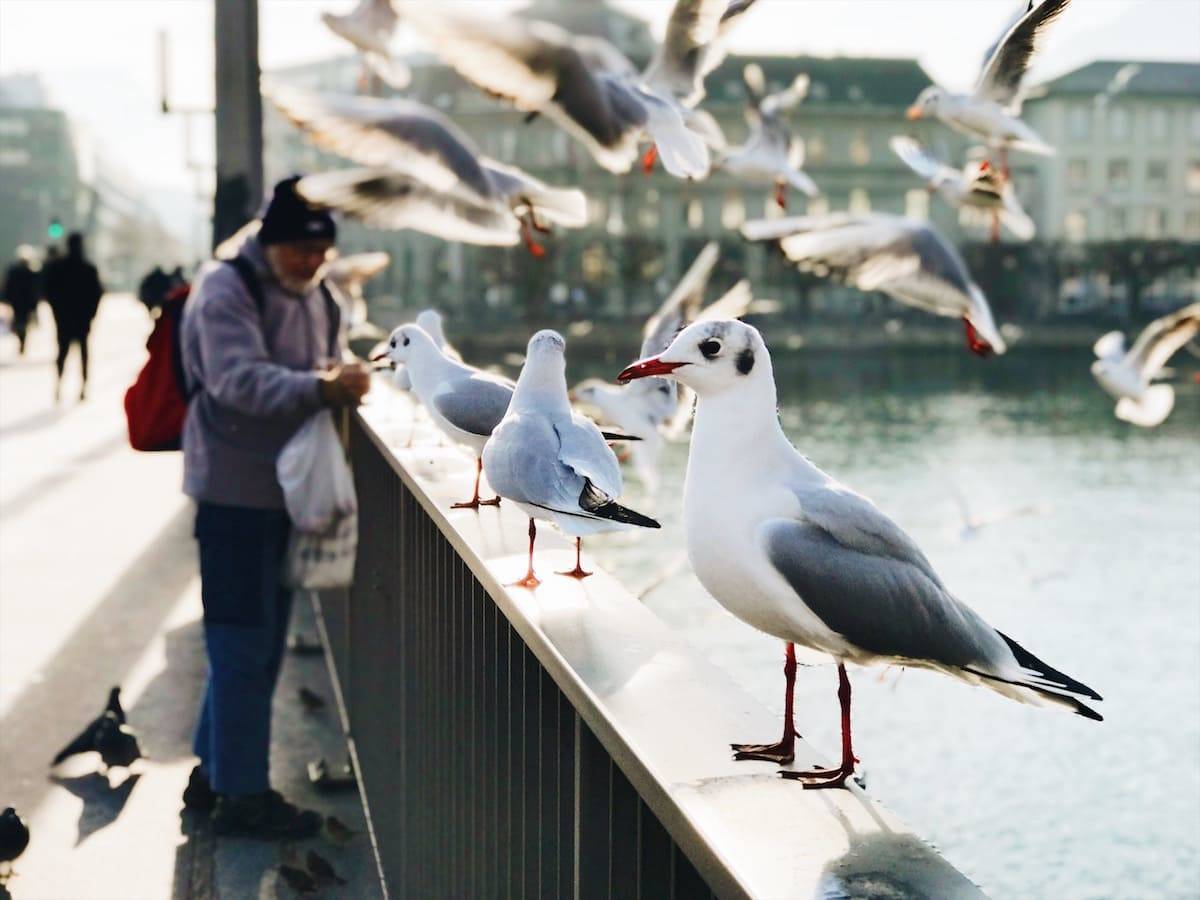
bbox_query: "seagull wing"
[296,168,520,246]
[480,159,589,227]
[974,0,1072,111]
[889,135,958,186]
[557,414,623,500]
[641,241,720,358]
[431,372,515,439]
[265,84,494,199]
[760,73,810,116]
[644,0,731,106]
[321,0,398,57]
[52,716,100,764]
[324,251,391,293]
[1127,302,1200,381]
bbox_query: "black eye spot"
[699,339,721,358]
[736,348,755,375]
[658,384,671,395]
[389,338,396,348]
[402,336,410,347]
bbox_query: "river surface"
[571,345,1200,900]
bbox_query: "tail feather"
[525,185,588,228]
[578,483,660,528]
[964,630,1102,721]
[998,631,1102,700]
[1115,384,1175,428]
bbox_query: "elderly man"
[179,177,369,839]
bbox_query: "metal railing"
[319,391,984,899]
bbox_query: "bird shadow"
[48,771,141,846]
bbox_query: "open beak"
[906,106,923,121]
[617,356,687,383]
[368,350,389,362]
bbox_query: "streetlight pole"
[212,0,263,250]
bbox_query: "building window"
[1147,160,1168,192]
[1108,159,1130,189]
[1067,105,1090,140]
[807,135,826,165]
[1064,210,1087,243]
[1108,208,1127,240]
[1148,109,1170,141]
[588,197,606,226]
[849,133,870,166]
[606,196,625,236]
[847,85,863,103]
[849,188,871,214]
[0,148,30,166]
[1066,158,1088,190]
[1144,208,1167,240]
[686,197,704,229]
[721,191,744,229]
[0,117,29,137]
[1187,162,1200,194]
[810,82,828,101]
[1191,109,1200,141]
[1184,210,1200,240]
[637,189,660,228]
[1108,107,1130,140]
[905,189,929,220]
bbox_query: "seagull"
[889,135,1034,242]
[270,85,587,255]
[483,330,661,588]
[320,0,411,89]
[391,308,460,393]
[323,250,390,340]
[400,3,710,178]
[571,242,754,491]
[618,319,1102,787]
[50,686,142,773]
[719,63,819,209]
[1091,302,1200,427]
[906,0,1072,168]
[742,212,1007,356]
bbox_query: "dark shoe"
[211,790,322,840]
[182,765,216,812]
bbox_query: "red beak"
[617,356,687,383]
[369,351,389,363]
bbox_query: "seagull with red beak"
[618,318,1101,788]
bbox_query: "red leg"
[556,537,593,580]
[781,663,858,789]
[774,180,787,210]
[520,213,546,258]
[963,318,993,357]
[990,210,1001,244]
[1000,146,1010,182]
[641,145,658,174]
[509,519,541,589]
[732,643,799,763]
[452,458,499,509]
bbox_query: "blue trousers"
[192,503,293,795]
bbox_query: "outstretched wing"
[975,0,1072,111]
[641,241,720,358]
[889,135,958,186]
[1128,302,1200,380]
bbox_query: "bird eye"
[699,339,721,358]
[402,336,410,347]
[658,384,671,395]
[389,338,396,348]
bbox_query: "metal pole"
[212,0,263,250]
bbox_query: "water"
[576,346,1200,899]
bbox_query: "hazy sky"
[1,0,1197,199]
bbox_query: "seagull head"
[372,323,437,367]
[907,86,944,120]
[513,330,570,411]
[618,319,769,398]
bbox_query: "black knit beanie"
[258,175,337,245]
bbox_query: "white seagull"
[320,0,411,89]
[483,330,661,588]
[400,2,711,178]
[390,309,460,393]
[323,250,390,341]
[743,212,1007,356]
[1091,302,1200,427]
[889,135,1035,242]
[269,85,587,255]
[571,241,754,492]
[719,63,819,209]
[906,0,1071,165]
[618,319,1101,788]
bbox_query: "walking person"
[43,232,103,402]
[179,176,369,839]
[1,246,39,355]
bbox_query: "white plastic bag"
[277,409,357,533]
[284,512,357,589]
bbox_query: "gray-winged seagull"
[619,318,1101,788]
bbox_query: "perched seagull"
[375,324,514,508]
[323,250,390,341]
[1091,302,1200,427]
[391,308,461,393]
[400,3,710,178]
[889,135,1034,242]
[719,63,818,209]
[618,319,1102,787]
[743,213,1007,356]
[50,686,142,773]
[321,0,411,89]
[484,331,660,588]
[269,85,587,255]
[906,0,1071,165]
[571,242,754,491]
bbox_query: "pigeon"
[51,687,143,772]
[742,212,1007,356]
[0,808,29,878]
[306,849,347,886]
[719,63,818,209]
[297,687,327,712]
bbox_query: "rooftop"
[1030,60,1200,98]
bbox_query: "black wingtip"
[998,631,1102,701]
[600,431,642,442]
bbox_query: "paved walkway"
[0,297,381,899]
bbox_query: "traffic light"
[47,218,64,241]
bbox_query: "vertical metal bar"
[575,716,613,900]
[609,764,640,898]
[636,801,673,900]
[559,691,576,900]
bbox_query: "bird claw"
[509,571,541,590]
[451,495,500,510]
[779,763,863,790]
[731,741,796,764]
[555,565,593,580]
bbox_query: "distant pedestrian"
[137,264,172,313]
[43,232,103,402]
[179,176,368,839]
[1,246,39,355]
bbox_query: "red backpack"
[124,282,192,451]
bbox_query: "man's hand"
[318,362,370,408]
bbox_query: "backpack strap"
[225,256,267,316]
[317,280,341,360]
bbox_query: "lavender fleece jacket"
[181,237,339,510]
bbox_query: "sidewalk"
[0,297,381,899]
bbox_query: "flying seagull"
[742,212,1007,356]
[1091,302,1200,427]
[618,319,1101,787]
[321,0,411,89]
